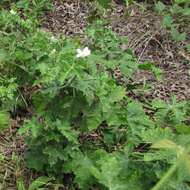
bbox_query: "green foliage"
[152,97,189,127]
[138,62,162,81]
[17,176,53,190]
[0,111,10,131]
[155,1,190,42]
[0,0,190,190]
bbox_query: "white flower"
[10,9,16,15]
[50,36,57,43]
[51,49,56,54]
[76,47,91,58]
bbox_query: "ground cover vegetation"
[0,0,190,189]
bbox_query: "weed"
[0,0,190,189]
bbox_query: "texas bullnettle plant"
[0,1,190,190]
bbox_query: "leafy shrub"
[0,1,190,190]
[155,0,190,42]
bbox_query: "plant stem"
[150,162,178,190]
[62,61,76,83]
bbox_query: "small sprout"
[76,47,91,58]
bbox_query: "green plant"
[0,0,190,189]
[152,96,188,127]
[0,111,10,131]
[16,19,138,179]
[17,176,54,190]
[155,1,190,42]
[150,139,190,190]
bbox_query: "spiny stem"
[150,162,178,190]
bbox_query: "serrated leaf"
[119,60,137,78]
[86,113,102,131]
[109,86,126,103]
[163,15,173,28]
[155,1,165,13]
[84,104,103,131]
[171,28,186,42]
[91,155,124,190]
[65,154,94,189]
[56,120,79,144]
[142,127,174,144]
[127,102,154,128]
[28,176,52,190]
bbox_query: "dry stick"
[129,31,151,49]
[138,33,157,62]
[127,24,146,40]
[18,90,28,108]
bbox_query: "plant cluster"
[0,0,190,190]
[155,0,190,45]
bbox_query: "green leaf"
[23,118,43,138]
[15,48,33,62]
[0,111,10,131]
[138,62,162,80]
[151,65,162,81]
[182,8,190,16]
[84,104,103,131]
[175,124,190,135]
[17,178,26,190]
[186,44,190,52]
[127,102,154,128]
[28,176,52,190]
[152,97,187,126]
[183,154,190,176]
[138,63,154,71]
[119,57,137,78]
[26,149,47,171]
[109,86,126,103]
[0,49,9,62]
[155,1,165,13]
[64,153,94,189]
[142,127,174,144]
[91,155,124,190]
[171,28,186,42]
[56,120,79,144]
[163,15,173,28]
